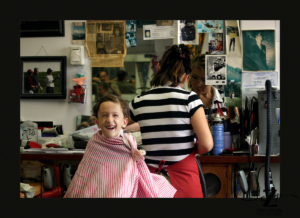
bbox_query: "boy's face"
[97,101,128,138]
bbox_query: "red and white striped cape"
[64,130,176,198]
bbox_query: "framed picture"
[205,55,227,85]
[20,20,65,37]
[20,56,66,99]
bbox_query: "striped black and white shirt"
[129,85,204,168]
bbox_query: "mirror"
[76,115,97,130]
[91,22,175,109]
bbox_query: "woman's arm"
[124,116,140,132]
[191,107,213,154]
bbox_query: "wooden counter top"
[20,153,280,163]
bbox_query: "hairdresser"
[126,44,213,198]
[189,54,227,119]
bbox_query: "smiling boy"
[64,95,176,198]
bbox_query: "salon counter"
[20,153,280,163]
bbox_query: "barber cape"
[64,130,176,198]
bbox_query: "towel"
[20,183,35,198]
[64,130,176,198]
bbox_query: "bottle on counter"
[211,113,224,155]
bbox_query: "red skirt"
[147,150,203,198]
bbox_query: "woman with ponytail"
[126,44,213,198]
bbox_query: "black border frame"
[20,20,65,37]
[20,56,67,99]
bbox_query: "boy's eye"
[102,115,107,117]
[113,114,118,117]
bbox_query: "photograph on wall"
[125,20,137,48]
[143,20,177,40]
[224,57,242,107]
[197,20,223,33]
[242,30,275,71]
[205,55,227,85]
[126,20,136,33]
[126,32,137,47]
[72,22,85,44]
[178,20,199,45]
[225,20,241,57]
[208,33,223,54]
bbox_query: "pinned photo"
[178,20,199,45]
[205,55,227,85]
[242,30,275,71]
[197,20,223,33]
[126,20,136,33]
[224,57,242,107]
[208,33,223,54]
[225,20,242,57]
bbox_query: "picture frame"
[20,56,66,99]
[20,20,65,37]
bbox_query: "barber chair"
[196,157,207,198]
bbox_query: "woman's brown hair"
[150,44,192,87]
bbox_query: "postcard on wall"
[72,22,86,44]
[197,20,223,33]
[242,29,276,72]
[143,20,177,40]
[224,57,242,107]
[178,20,199,45]
[225,20,242,57]
[242,71,278,88]
[126,20,136,33]
[86,20,126,67]
[126,32,137,47]
[208,33,223,54]
[205,55,227,86]
[156,20,173,26]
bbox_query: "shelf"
[20,153,280,163]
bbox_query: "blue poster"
[126,20,136,33]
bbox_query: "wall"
[20,20,280,197]
[20,20,92,133]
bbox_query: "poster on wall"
[72,22,86,44]
[126,20,137,47]
[126,32,137,47]
[178,20,199,45]
[225,20,242,57]
[224,57,242,107]
[208,33,223,54]
[242,29,276,72]
[197,20,223,33]
[86,20,126,67]
[205,55,227,85]
[126,20,136,33]
[143,21,177,40]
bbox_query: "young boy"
[64,94,176,198]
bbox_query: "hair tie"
[179,52,185,58]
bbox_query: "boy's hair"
[92,94,130,119]
[151,44,192,87]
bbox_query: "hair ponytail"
[151,44,191,87]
